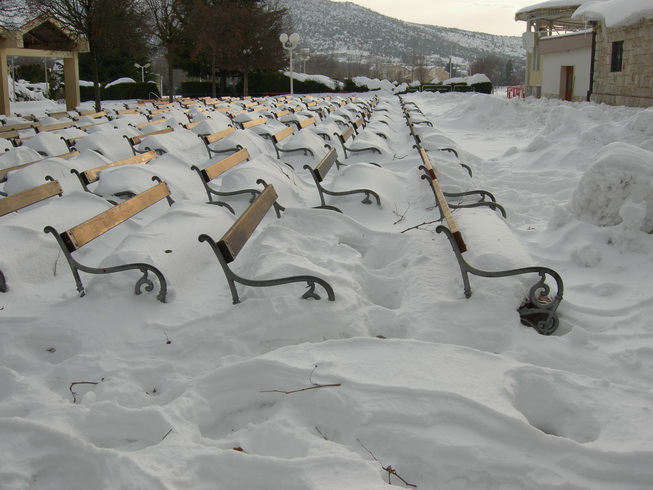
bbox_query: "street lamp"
[134,62,150,83]
[279,32,300,95]
[297,48,310,74]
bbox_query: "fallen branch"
[358,439,417,488]
[69,378,104,403]
[261,365,341,394]
[400,219,441,233]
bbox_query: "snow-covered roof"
[516,0,585,16]
[572,0,653,28]
[517,0,653,28]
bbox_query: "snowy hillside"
[279,0,525,65]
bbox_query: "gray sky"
[330,0,541,36]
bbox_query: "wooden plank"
[299,117,316,129]
[340,126,354,143]
[0,130,20,140]
[218,184,277,262]
[241,118,266,129]
[40,121,76,132]
[418,148,467,253]
[77,110,106,119]
[130,127,174,145]
[134,118,168,129]
[273,126,294,144]
[0,150,80,182]
[82,150,157,184]
[314,147,338,183]
[184,120,203,130]
[0,180,63,217]
[1,122,41,132]
[202,148,250,182]
[205,127,236,145]
[62,181,171,251]
[274,110,290,118]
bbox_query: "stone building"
[515,0,653,108]
[583,16,653,108]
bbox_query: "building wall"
[541,46,592,101]
[591,20,653,108]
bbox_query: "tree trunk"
[91,52,101,112]
[211,49,217,98]
[166,51,174,102]
[243,71,249,97]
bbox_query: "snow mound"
[569,142,653,232]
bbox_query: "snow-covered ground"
[1,90,652,489]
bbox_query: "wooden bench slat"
[0,150,81,182]
[314,147,338,183]
[299,117,317,129]
[0,180,63,217]
[40,121,76,132]
[62,181,170,251]
[241,118,266,129]
[1,122,41,132]
[218,185,278,262]
[273,126,294,144]
[81,150,158,184]
[130,127,174,145]
[203,148,250,182]
[418,147,466,253]
[204,127,236,145]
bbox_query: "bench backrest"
[1,122,41,132]
[39,121,76,132]
[0,180,63,217]
[0,150,81,182]
[241,118,266,129]
[201,148,250,182]
[130,127,174,145]
[0,129,20,141]
[312,147,339,183]
[272,126,294,145]
[217,184,277,263]
[59,181,171,253]
[135,119,168,129]
[78,150,158,185]
[299,117,316,130]
[203,126,236,145]
[337,125,354,144]
[418,147,466,253]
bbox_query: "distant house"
[515,0,653,108]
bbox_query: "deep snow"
[1,89,652,489]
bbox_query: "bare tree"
[0,0,31,29]
[28,0,151,110]
[144,0,187,101]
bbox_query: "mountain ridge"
[278,0,525,69]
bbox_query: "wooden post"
[0,49,11,116]
[64,53,81,112]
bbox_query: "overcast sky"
[330,0,541,37]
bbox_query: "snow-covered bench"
[0,180,64,292]
[191,148,264,213]
[303,147,380,210]
[44,181,173,302]
[70,150,158,193]
[418,147,563,335]
[198,183,335,304]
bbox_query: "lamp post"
[134,62,150,83]
[279,32,300,95]
[297,48,310,74]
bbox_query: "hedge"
[181,72,371,97]
[79,82,160,102]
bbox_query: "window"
[611,41,624,72]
